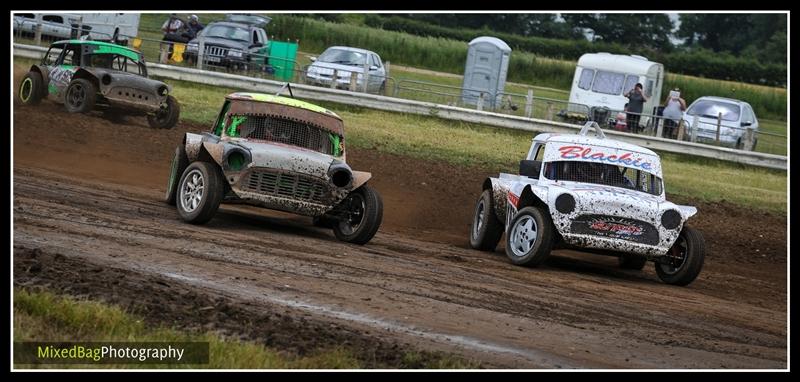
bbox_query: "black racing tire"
[148,95,180,129]
[469,189,504,252]
[504,206,553,267]
[175,161,224,224]
[64,78,96,113]
[333,184,383,245]
[18,71,44,105]
[655,226,706,286]
[618,254,648,270]
[164,145,190,205]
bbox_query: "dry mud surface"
[12,99,787,368]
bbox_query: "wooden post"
[363,57,370,93]
[34,23,42,45]
[743,127,755,151]
[384,60,390,78]
[715,112,722,142]
[546,102,553,120]
[656,115,664,138]
[197,37,205,69]
[330,69,338,89]
[477,92,485,111]
[524,89,533,118]
[690,116,699,142]
[676,119,685,141]
[349,73,358,91]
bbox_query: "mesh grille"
[544,161,662,195]
[242,169,332,204]
[233,114,336,155]
[205,46,228,57]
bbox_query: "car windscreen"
[544,160,663,196]
[686,100,741,122]
[204,25,250,42]
[317,48,366,66]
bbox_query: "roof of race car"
[534,133,659,157]
[225,92,342,120]
[52,40,142,61]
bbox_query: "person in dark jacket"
[624,83,649,133]
[183,14,205,40]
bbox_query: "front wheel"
[469,189,504,251]
[175,161,224,224]
[64,78,96,113]
[655,226,705,286]
[504,207,553,267]
[147,95,180,129]
[333,185,383,245]
[18,71,44,105]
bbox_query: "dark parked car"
[182,21,268,71]
[17,39,180,129]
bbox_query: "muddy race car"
[17,39,180,129]
[164,90,383,244]
[470,122,705,286]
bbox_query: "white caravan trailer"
[567,53,664,128]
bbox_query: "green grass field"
[14,288,477,369]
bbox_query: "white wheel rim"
[472,199,485,240]
[509,215,538,257]
[179,169,205,213]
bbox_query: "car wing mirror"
[741,121,753,127]
[369,65,378,71]
[309,56,317,62]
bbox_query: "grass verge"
[13,288,478,369]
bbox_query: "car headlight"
[661,210,681,230]
[227,50,243,58]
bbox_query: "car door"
[368,53,385,93]
[47,43,81,102]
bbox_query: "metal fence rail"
[13,42,787,170]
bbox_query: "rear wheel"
[504,207,553,267]
[64,78,96,113]
[18,72,44,105]
[655,226,705,286]
[470,189,504,251]
[175,161,224,224]
[333,185,383,245]
[147,95,180,129]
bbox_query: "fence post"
[197,37,205,69]
[676,118,685,141]
[524,89,533,118]
[384,60,390,78]
[363,57,370,93]
[655,115,664,138]
[743,127,755,151]
[477,92,485,111]
[349,72,358,92]
[546,102,553,120]
[715,112,722,142]
[330,69,338,89]
[34,23,42,45]
[690,117,698,143]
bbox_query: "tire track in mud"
[13,166,786,368]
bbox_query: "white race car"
[470,122,705,286]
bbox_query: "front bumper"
[560,233,671,257]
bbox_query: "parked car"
[17,39,180,129]
[182,21,268,71]
[13,13,139,42]
[681,96,759,150]
[305,46,386,94]
[469,121,705,286]
[164,90,384,245]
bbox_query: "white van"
[567,53,664,128]
[13,12,139,41]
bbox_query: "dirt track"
[12,98,787,368]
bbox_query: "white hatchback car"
[681,96,759,150]
[305,46,387,94]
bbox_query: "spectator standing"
[183,15,205,40]
[160,14,187,63]
[661,88,687,139]
[624,83,648,133]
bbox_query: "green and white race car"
[18,39,180,129]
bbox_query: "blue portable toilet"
[461,36,511,108]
